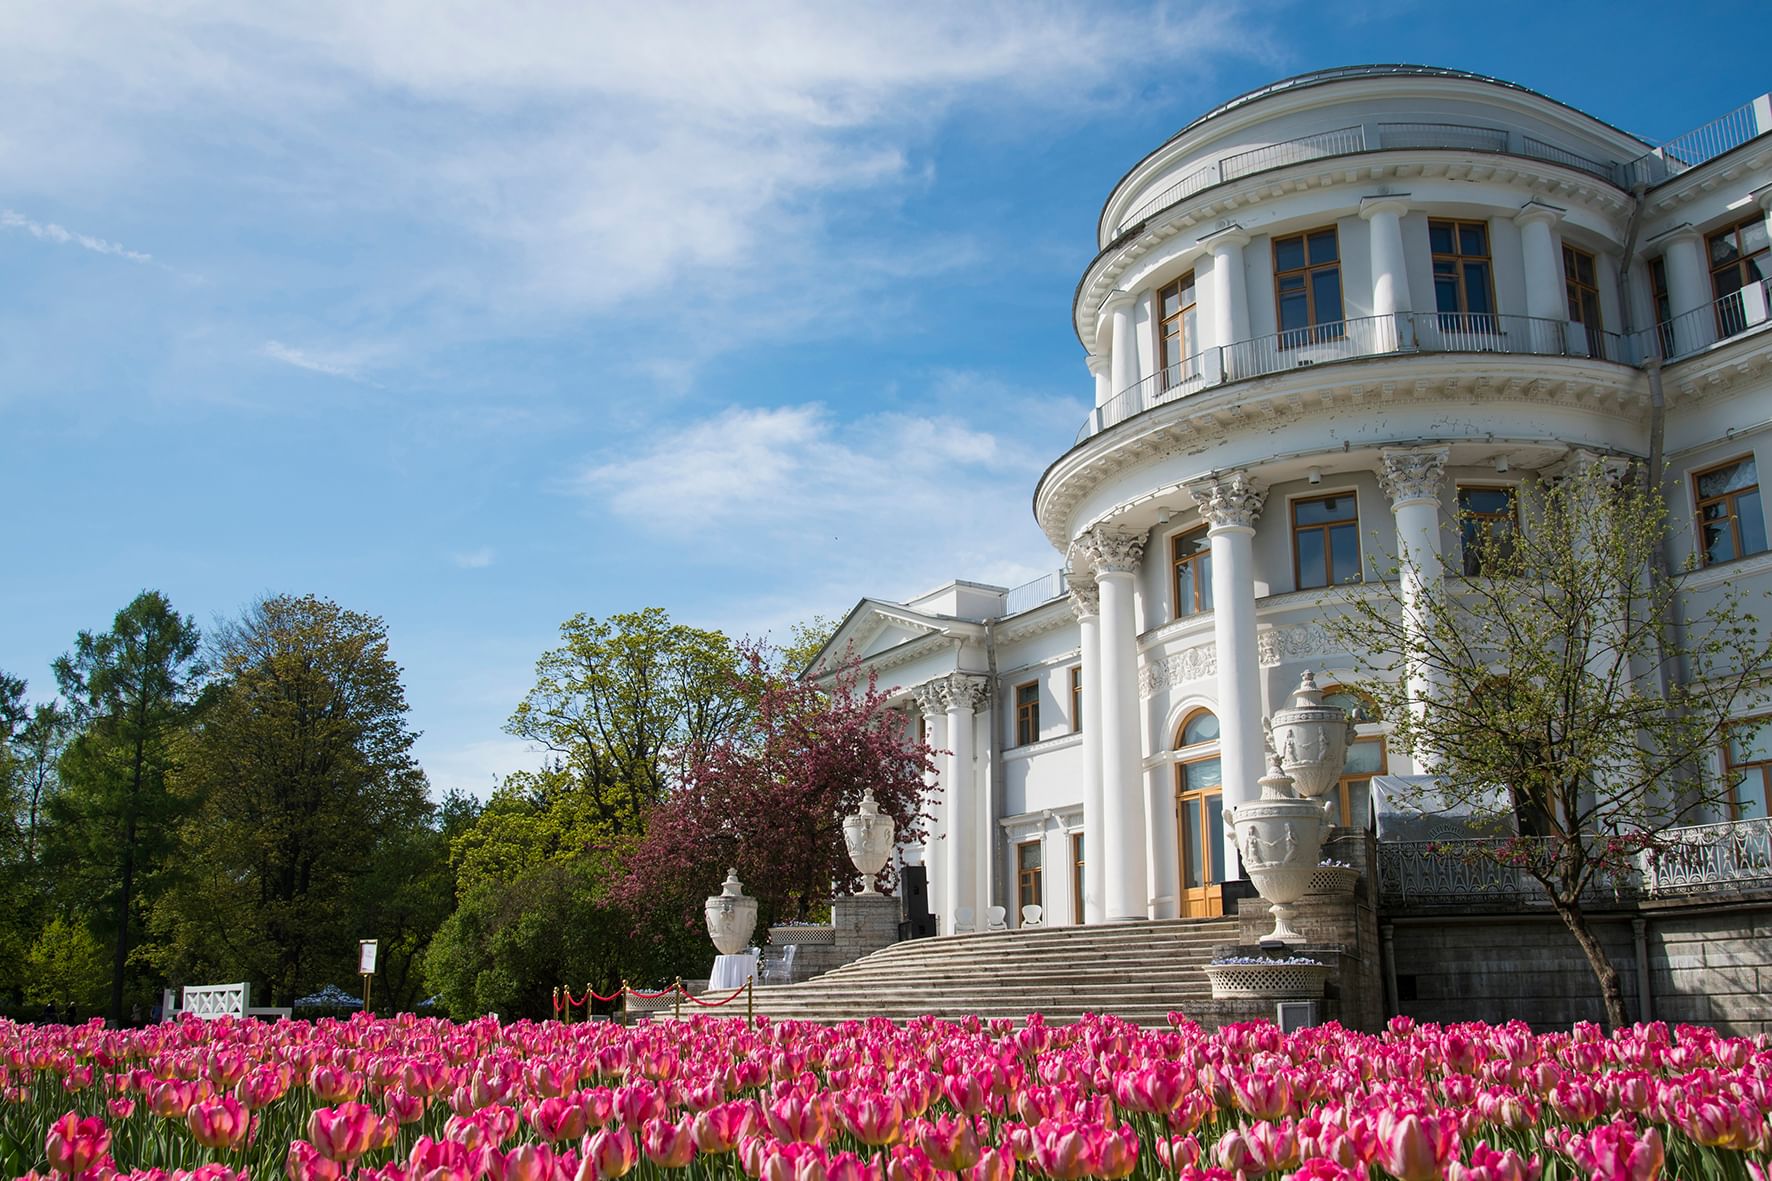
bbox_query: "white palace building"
[809,66,1772,939]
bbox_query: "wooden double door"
[1176,754,1224,918]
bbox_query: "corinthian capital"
[1068,581,1100,620]
[943,673,991,713]
[910,680,948,716]
[1379,448,1449,507]
[1077,527,1146,577]
[1188,471,1266,531]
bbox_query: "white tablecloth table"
[708,952,758,991]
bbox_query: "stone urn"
[842,788,895,893]
[1226,760,1330,944]
[704,869,758,956]
[1264,669,1358,800]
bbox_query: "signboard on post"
[358,940,378,975]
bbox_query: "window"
[1017,840,1043,913]
[1157,272,1200,385]
[1172,527,1213,618]
[1725,718,1771,821]
[1709,216,1770,337]
[1322,688,1385,829]
[1014,681,1040,747]
[1430,219,1496,333]
[1070,832,1085,922]
[1291,493,1361,590]
[1694,457,1767,565]
[1649,256,1674,357]
[1069,665,1083,733]
[1175,710,1224,918]
[1273,227,1343,345]
[1458,486,1519,576]
[1563,244,1603,354]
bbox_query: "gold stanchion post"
[673,976,683,1020]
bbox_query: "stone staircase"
[745,917,1240,1028]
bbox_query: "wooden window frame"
[1321,686,1386,828]
[1016,839,1044,913]
[1171,526,1213,620]
[1648,256,1674,357]
[1272,227,1344,347]
[1457,484,1520,576]
[1724,716,1772,821]
[1014,680,1040,747]
[1563,243,1603,352]
[1693,455,1766,566]
[1156,271,1199,387]
[1069,665,1083,733]
[1070,832,1084,923]
[1429,218,1497,330]
[1290,491,1361,591]
[1708,216,1771,337]
[1174,709,1226,910]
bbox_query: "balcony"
[1002,569,1069,616]
[1376,816,1772,910]
[1077,312,1631,444]
[1076,285,1772,445]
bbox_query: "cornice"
[1033,353,1649,548]
[1641,140,1772,217]
[1676,548,1772,594]
[1001,732,1084,764]
[1077,151,1633,351]
[994,599,1076,644]
[1662,326,1772,407]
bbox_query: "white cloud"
[260,339,385,384]
[1,208,152,262]
[451,547,495,569]
[413,735,544,801]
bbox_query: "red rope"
[682,988,747,1009]
[588,988,624,1003]
[625,985,680,1000]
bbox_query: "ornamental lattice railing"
[1641,817,1772,897]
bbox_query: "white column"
[943,673,988,935]
[1080,528,1149,921]
[1105,292,1138,404]
[1660,226,1714,354]
[911,682,950,931]
[1515,203,1567,344]
[1069,583,1106,924]
[1208,229,1251,349]
[1087,353,1112,407]
[1361,195,1412,350]
[1187,473,1267,879]
[1379,448,1450,726]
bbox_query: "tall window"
[1157,272,1199,385]
[1014,681,1040,746]
[1273,227,1343,345]
[1725,718,1771,821]
[1016,840,1044,914]
[1070,833,1085,923]
[1458,486,1519,576]
[1649,256,1674,357]
[1175,710,1225,918]
[1563,244,1603,354]
[1694,457,1767,565]
[1709,216,1770,337]
[1322,688,1385,829]
[1172,527,1213,618]
[1430,219,1496,332]
[1291,493,1361,590]
[1069,665,1083,732]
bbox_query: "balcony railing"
[1642,817,1772,897]
[1002,569,1069,616]
[1621,94,1772,187]
[1376,121,1508,153]
[1377,817,1772,908]
[1644,279,1772,362]
[1077,311,1632,443]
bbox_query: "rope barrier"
[625,986,679,1000]
[587,987,623,1003]
[681,987,748,1009]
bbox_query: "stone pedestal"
[833,893,901,965]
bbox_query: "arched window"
[1321,687,1386,829]
[1174,709,1224,918]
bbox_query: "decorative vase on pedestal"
[704,869,759,955]
[842,788,895,893]
[1227,759,1329,944]
[1264,669,1359,802]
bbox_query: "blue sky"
[2,1,1763,796]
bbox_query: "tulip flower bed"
[2,1011,1769,1181]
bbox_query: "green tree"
[48,592,206,1023]
[1327,462,1771,1027]
[504,609,748,836]
[13,702,72,865]
[155,595,432,1005]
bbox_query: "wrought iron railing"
[1639,279,1772,362]
[1621,95,1772,187]
[1003,569,1069,616]
[1377,121,1508,152]
[1379,839,1560,905]
[1519,135,1614,182]
[1076,312,1632,443]
[1641,817,1772,897]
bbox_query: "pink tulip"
[1373,1109,1459,1181]
[641,1116,696,1168]
[307,1102,379,1163]
[767,1094,834,1145]
[187,1094,251,1151]
[1446,1141,1541,1181]
[1572,1122,1663,1181]
[308,1065,363,1104]
[532,1095,591,1143]
[1241,1118,1299,1174]
[964,1145,1015,1181]
[913,1114,981,1171]
[44,1111,110,1177]
[838,1092,904,1146]
[1033,1123,1091,1181]
[692,1101,755,1153]
[581,1125,638,1180]
[491,1142,568,1181]
[285,1140,344,1181]
[1088,1124,1138,1180]
[1229,1068,1292,1120]
[884,1145,936,1181]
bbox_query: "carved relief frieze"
[1138,644,1217,698]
